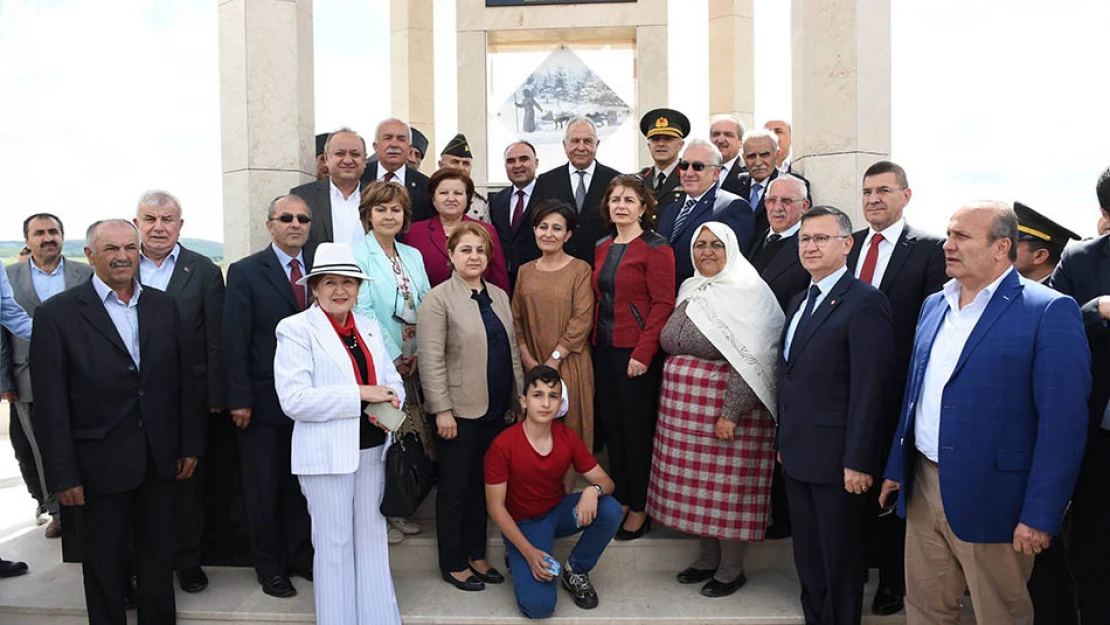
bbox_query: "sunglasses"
[271,213,311,224]
[677,160,718,172]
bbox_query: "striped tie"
[670,198,697,241]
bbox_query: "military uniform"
[638,108,690,222]
[440,133,491,223]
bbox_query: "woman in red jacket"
[591,174,675,540]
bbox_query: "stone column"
[391,0,436,165]
[219,0,315,264]
[790,0,891,226]
[636,24,668,166]
[456,30,488,186]
[708,0,755,130]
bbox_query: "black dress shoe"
[0,558,28,578]
[872,585,904,615]
[258,574,297,598]
[765,524,792,539]
[701,573,747,598]
[676,567,716,584]
[468,564,505,584]
[441,570,485,591]
[290,567,313,582]
[614,516,651,541]
[177,567,208,593]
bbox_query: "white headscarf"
[676,222,785,419]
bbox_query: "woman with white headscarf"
[646,221,785,599]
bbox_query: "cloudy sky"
[0,0,1106,245]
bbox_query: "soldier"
[438,133,491,222]
[408,126,429,171]
[638,108,689,210]
[1013,201,1079,284]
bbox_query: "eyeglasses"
[677,160,718,172]
[271,214,312,224]
[798,234,849,247]
[692,241,726,251]
[764,196,802,206]
[861,186,903,198]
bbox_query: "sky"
[0,0,1107,245]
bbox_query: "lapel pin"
[184,266,191,274]
[829,299,837,306]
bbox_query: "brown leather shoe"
[44,518,62,539]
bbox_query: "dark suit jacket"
[29,281,201,495]
[360,163,433,222]
[490,180,544,289]
[730,169,813,251]
[1,258,93,400]
[750,231,809,312]
[655,185,755,288]
[535,161,621,265]
[148,245,226,410]
[223,246,307,427]
[777,271,895,485]
[1050,234,1110,429]
[718,161,748,197]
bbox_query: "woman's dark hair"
[599,174,656,230]
[360,181,413,234]
[530,199,579,231]
[428,168,475,211]
[523,365,563,393]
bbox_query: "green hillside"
[0,238,224,265]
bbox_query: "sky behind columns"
[0,0,1106,243]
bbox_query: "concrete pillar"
[219,0,315,264]
[636,24,668,167]
[456,30,488,186]
[708,0,755,130]
[790,0,891,227]
[391,0,436,167]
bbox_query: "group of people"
[0,108,1107,625]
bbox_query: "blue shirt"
[91,274,143,369]
[139,243,180,291]
[271,243,308,305]
[29,257,68,302]
[0,260,33,341]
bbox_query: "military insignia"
[655,117,669,129]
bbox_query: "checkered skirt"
[646,354,776,541]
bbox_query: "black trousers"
[9,403,52,513]
[433,413,503,573]
[784,472,866,625]
[769,461,791,532]
[1068,430,1110,625]
[593,345,662,512]
[173,418,206,571]
[1030,510,1078,625]
[79,453,175,625]
[864,488,905,593]
[237,423,313,578]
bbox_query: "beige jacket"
[418,273,523,419]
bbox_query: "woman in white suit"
[275,242,405,625]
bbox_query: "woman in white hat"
[274,242,405,625]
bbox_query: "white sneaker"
[388,528,405,545]
[388,517,422,535]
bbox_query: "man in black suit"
[534,116,621,265]
[637,108,689,210]
[844,160,946,615]
[223,195,314,598]
[733,129,813,251]
[777,206,895,625]
[750,175,811,311]
[361,118,434,223]
[710,114,747,194]
[291,127,369,264]
[31,219,201,625]
[1049,165,1110,625]
[133,191,226,594]
[490,140,544,290]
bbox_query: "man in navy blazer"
[880,202,1090,624]
[655,139,754,290]
[359,118,434,223]
[777,205,895,625]
[489,140,543,291]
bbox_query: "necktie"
[767,233,782,243]
[655,171,666,193]
[790,284,822,359]
[749,183,763,209]
[289,258,306,310]
[859,232,885,285]
[511,190,526,233]
[574,170,587,211]
[671,198,697,241]
[383,171,396,183]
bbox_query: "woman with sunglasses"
[352,181,432,544]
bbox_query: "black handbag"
[380,428,434,518]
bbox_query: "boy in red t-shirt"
[485,366,622,618]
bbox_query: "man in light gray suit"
[1,213,93,539]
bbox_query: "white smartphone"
[364,401,407,432]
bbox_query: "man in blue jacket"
[880,201,1090,624]
[0,259,33,577]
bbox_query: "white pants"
[299,447,401,625]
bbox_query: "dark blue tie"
[671,198,697,241]
[791,284,822,357]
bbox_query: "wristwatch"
[590,483,604,497]
[551,350,563,362]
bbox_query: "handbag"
[380,426,434,518]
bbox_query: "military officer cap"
[441,133,473,159]
[1014,201,1080,248]
[640,108,690,139]
[411,127,429,158]
[315,133,328,156]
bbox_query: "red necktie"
[511,190,525,233]
[383,171,396,183]
[858,232,884,285]
[289,258,306,310]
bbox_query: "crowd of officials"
[0,110,1108,625]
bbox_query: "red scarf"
[325,312,377,385]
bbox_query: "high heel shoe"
[615,516,651,541]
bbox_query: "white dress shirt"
[91,274,143,368]
[139,243,180,291]
[784,265,848,360]
[853,218,905,287]
[377,165,406,186]
[721,156,741,179]
[507,179,538,228]
[914,267,1014,462]
[330,180,365,248]
[568,160,597,195]
[769,220,802,240]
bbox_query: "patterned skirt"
[646,354,776,541]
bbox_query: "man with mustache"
[360,118,434,223]
[2,213,92,540]
[711,114,747,195]
[293,127,371,264]
[637,108,689,209]
[733,128,812,252]
[30,219,201,625]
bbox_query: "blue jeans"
[503,493,622,619]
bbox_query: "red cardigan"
[402,216,511,292]
[591,231,676,364]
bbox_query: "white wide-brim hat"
[295,242,374,285]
